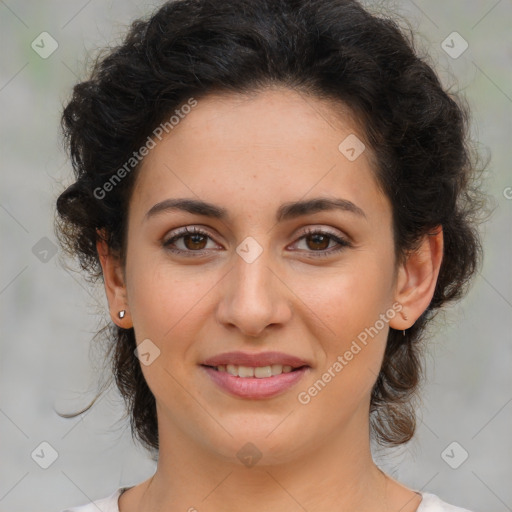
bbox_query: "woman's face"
[114,87,408,462]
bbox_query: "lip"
[201,351,310,368]
[200,351,311,400]
[201,365,310,399]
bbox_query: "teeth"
[216,364,295,377]
[271,364,283,376]
[255,366,272,378]
[238,365,254,378]
[226,364,238,376]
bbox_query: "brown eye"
[182,233,208,250]
[163,227,218,256]
[292,228,352,257]
[304,232,331,251]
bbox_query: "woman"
[56,0,485,510]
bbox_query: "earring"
[400,310,408,336]
[118,310,126,319]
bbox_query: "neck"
[135,406,390,512]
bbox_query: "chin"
[196,413,310,466]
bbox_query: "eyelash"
[162,226,352,258]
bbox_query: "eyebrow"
[144,197,367,223]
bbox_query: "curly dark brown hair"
[55,0,487,455]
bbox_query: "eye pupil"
[184,234,207,250]
[307,233,330,251]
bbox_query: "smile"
[201,364,309,399]
[210,363,299,378]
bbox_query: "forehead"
[129,87,390,224]
[163,86,367,155]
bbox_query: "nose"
[215,246,292,338]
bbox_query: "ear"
[96,229,133,328]
[389,226,444,331]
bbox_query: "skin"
[97,86,443,512]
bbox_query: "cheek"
[292,248,394,401]
[125,257,214,398]
[297,276,390,417]
[297,251,395,339]
[125,249,217,342]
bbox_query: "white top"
[61,487,474,512]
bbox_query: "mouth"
[200,351,311,399]
[201,350,310,370]
[201,363,308,378]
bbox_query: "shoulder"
[419,492,474,512]
[60,488,124,512]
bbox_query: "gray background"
[0,1,511,511]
